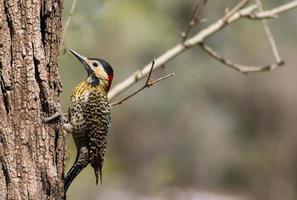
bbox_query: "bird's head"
[69,49,113,92]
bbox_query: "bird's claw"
[43,112,63,123]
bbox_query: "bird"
[63,49,113,192]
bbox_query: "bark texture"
[0,0,65,199]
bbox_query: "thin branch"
[181,0,208,42]
[255,0,282,63]
[145,60,155,85]
[108,1,297,100]
[110,60,175,106]
[60,0,77,52]
[223,0,250,21]
[149,73,175,85]
[197,1,284,73]
[246,0,297,19]
[110,61,155,107]
[199,42,284,74]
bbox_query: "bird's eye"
[93,62,98,67]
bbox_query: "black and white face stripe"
[68,49,114,90]
[88,58,113,90]
[90,58,113,77]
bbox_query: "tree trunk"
[0,0,65,199]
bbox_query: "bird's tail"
[64,147,89,192]
[64,163,84,192]
[93,165,103,185]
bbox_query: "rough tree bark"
[0,0,65,199]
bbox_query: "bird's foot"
[43,106,68,124]
[43,112,62,123]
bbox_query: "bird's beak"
[68,49,92,74]
[68,48,87,63]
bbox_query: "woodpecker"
[63,49,113,192]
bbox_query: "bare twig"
[110,60,175,106]
[255,0,282,63]
[60,0,77,52]
[149,74,175,85]
[108,1,297,101]
[197,1,284,73]
[181,0,208,42]
[246,0,297,19]
[223,0,250,21]
[199,42,284,73]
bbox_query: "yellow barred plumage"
[72,81,108,98]
[63,49,113,193]
[67,80,111,185]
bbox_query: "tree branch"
[223,0,250,21]
[181,0,208,42]
[197,0,285,74]
[245,0,297,19]
[254,0,282,63]
[110,60,175,106]
[108,1,297,101]
[199,42,284,73]
[60,0,77,53]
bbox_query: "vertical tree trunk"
[0,0,65,199]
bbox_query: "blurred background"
[59,1,297,199]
